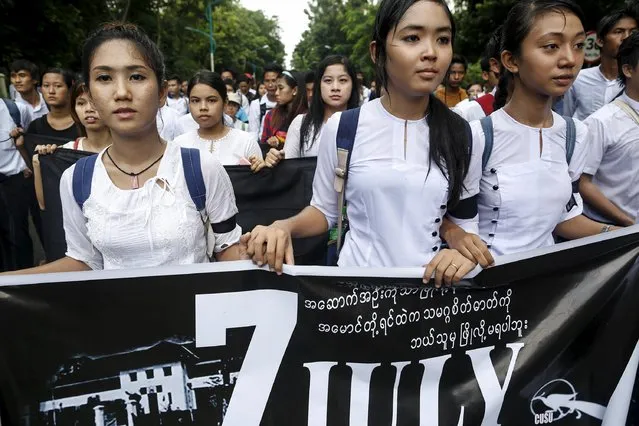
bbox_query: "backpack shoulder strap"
[561,115,576,164]
[180,147,207,214]
[72,154,98,210]
[613,98,639,126]
[480,116,494,170]
[334,107,361,254]
[73,137,81,150]
[2,98,22,128]
[260,102,267,121]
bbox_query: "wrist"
[272,220,292,235]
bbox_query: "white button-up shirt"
[583,92,639,223]
[563,66,623,120]
[16,91,48,123]
[471,109,589,256]
[311,98,482,268]
[0,101,32,176]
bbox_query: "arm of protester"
[32,154,46,210]
[14,135,31,175]
[440,217,494,268]
[554,213,621,240]
[249,155,266,173]
[579,174,634,227]
[0,257,92,275]
[423,248,477,288]
[264,148,284,168]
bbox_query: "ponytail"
[493,71,512,111]
[427,94,471,207]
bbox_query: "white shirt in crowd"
[453,88,497,122]
[248,95,277,136]
[283,114,322,159]
[174,128,262,166]
[311,98,482,268]
[176,113,234,138]
[62,138,85,150]
[0,101,32,177]
[157,105,183,141]
[563,66,623,120]
[471,108,589,256]
[582,92,639,223]
[16,91,48,122]
[237,91,250,110]
[166,96,189,116]
[60,142,241,270]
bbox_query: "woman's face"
[377,1,453,97]
[258,83,267,97]
[505,10,585,99]
[189,83,225,129]
[75,92,104,130]
[88,39,165,137]
[467,83,483,99]
[275,77,296,105]
[42,73,70,108]
[320,64,353,109]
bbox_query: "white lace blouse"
[60,142,241,270]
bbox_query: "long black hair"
[494,0,585,110]
[300,55,360,154]
[372,0,470,206]
[270,71,308,132]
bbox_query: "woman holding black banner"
[3,23,247,275]
[242,0,492,287]
[254,55,360,170]
[32,81,113,211]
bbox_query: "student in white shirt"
[156,104,182,141]
[453,27,502,122]
[257,54,361,169]
[248,63,282,138]
[580,32,639,227]
[165,75,189,115]
[174,71,261,166]
[33,82,113,211]
[2,23,246,275]
[442,0,618,259]
[242,0,489,287]
[563,8,638,120]
[11,59,48,122]
[224,92,250,132]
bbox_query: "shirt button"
[490,168,497,174]
[489,233,495,237]
[491,219,498,224]
[493,185,499,190]
[487,244,492,249]
[493,207,499,212]
[440,204,446,210]
[435,218,441,223]
[432,246,439,252]
[432,231,438,237]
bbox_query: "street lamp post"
[184,0,222,72]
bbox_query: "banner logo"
[530,379,606,424]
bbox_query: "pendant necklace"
[105,147,164,189]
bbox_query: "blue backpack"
[72,147,207,216]
[2,98,22,128]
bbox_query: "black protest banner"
[1,229,639,426]
[38,150,325,264]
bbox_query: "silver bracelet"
[601,224,612,233]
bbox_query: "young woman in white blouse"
[4,22,245,275]
[173,71,262,166]
[442,0,619,259]
[243,0,492,287]
[32,81,113,211]
[256,55,361,169]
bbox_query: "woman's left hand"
[423,248,476,288]
[249,155,266,173]
[267,136,280,147]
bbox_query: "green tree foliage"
[292,0,377,79]
[453,0,631,62]
[0,0,285,83]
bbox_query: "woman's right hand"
[267,136,280,148]
[264,148,284,168]
[244,223,295,274]
[35,144,59,155]
[249,155,266,173]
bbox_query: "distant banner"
[38,147,326,264]
[1,229,639,425]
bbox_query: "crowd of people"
[0,0,637,288]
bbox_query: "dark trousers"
[0,172,35,271]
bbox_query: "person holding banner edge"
[3,22,247,275]
[243,0,493,287]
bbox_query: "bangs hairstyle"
[494,0,585,110]
[69,81,90,137]
[617,31,639,86]
[270,71,308,132]
[82,22,166,89]
[10,59,40,83]
[372,0,471,207]
[300,55,360,153]
[42,67,75,89]
[597,8,638,41]
[187,71,228,103]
